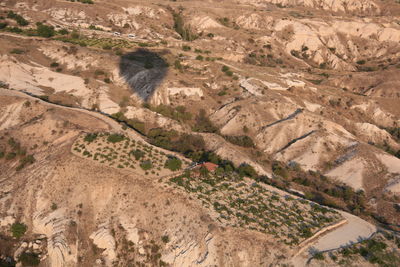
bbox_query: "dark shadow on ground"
[119,49,169,101]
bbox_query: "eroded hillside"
[0,0,400,266]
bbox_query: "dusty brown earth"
[0,0,400,266]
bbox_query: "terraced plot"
[72,132,188,177]
[54,36,134,49]
[168,172,343,246]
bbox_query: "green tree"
[237,163,257,178]
[36,23,55,38]
[192,109,217,133]
[172,11,197,41]
[11,222,27,238]
[84,133,98,143]
[107,134,125,143]
[140,160,153,170]
[19,252,40,266]
[164,157,182,171]
[130,149,145,160]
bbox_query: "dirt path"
[310,211,376,251]
[291,210,376,266]
[1,88,378,267]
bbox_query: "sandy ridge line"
[0,88,377,263]
[0,88,187,160]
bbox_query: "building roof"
[199,162,218,172]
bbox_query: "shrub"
[174,60,183,71]
[5,152,16,160]
[165,157,182,171]
[161,235,170,243]
[272,162,289,178]
[7,11,29,26]
[126,119,146,135]
[130,149,145,160]
[50,62,59,68]
[0,22,8,29]
[182,45,191,51]
[223,135,254,147]
[107,134,125,143]
[84,133,98,142]
[11,222,27,238]
[104,78,111,83]
[237,163,257,178]
[313,252,324,260]
[16,155,35,170]
[70,30,80,39]
[10,48,24,54]
[218,90,227,96]
[36,23,55,38]
[192,109,217,133]
[150,104,192,122]
[221,65,229,72]
[140,160,153,170]
[196,55,203,60]
[6,26,23,33]
[58,28,69,35]
[19,252,40,266]
[172,11,197,41]
[94,69,105,76]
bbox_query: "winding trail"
[292,210,376,266]
[2,88,378,267]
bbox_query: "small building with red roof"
[199,162,218,172]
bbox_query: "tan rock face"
[239,0,380,14]
[1,0,400,265]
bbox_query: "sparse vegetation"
[7,11,29,26]
[10,222,27,238]
[107,134,125,143]
[164,157,182,171]
[168,170,341,245]
[73,133,186,175]
[192,109,218,133]
[140,160,153,170]
[171,10,197,41]
[161,235,170,243]
[312,233,400,266]
[16,154,35,171]
[149,104,192,122]
[68,0,94,4]
[36,22,55,38]
[0,137,35,170]
[223,135,254,148]
[19,252,40,266]
[10,48,24,54]
[84,133,98,143]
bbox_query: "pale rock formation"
[107,13,140,30]
[189,16,223,31]
[90,223,117,266]
[168,87,204,98]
